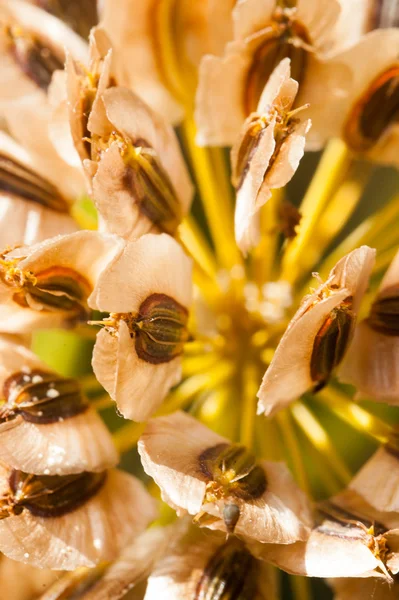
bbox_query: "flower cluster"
[1,0,399,599]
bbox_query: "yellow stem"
[113,422,146,454]
[291,576,312,600]
[182,352,220,377]
[239,363,259,448]
[291,401,352,485]
[317,388,393,443]
[70,196,98,230]
[256,417,282,461]
[178,216,217,278]
[91,394,114,411]
[180,115,242,270]
[276,411,310,495]
[252,189,282,285]
[281,139,352,284]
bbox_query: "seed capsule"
[195,541,258,600]
[1,470,106,519]
[223,503,241,535]
[310,297,355,389]
[367,285,399,336]
[132,293,189,364]
[0,369,88,424]
[344,66,399,153]
[199,443,267,501]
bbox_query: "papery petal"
[296,0,341,52]
[0,555,58,600]
[232,0,275,41]
[331,578,399,600]
[257,246,376,416]
[138,411,312,543]
[0,469,157,570]
[349,447,399,513]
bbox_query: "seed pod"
[223,503,240,535]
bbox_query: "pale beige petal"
[379,247,399,294]
[332,578,399,600]
[296,0,341,52]
[257,246,375,416]
[0,195,77,247]
[204,460,313,543]
[208,0,235,55]
[89,233,192,314]
[349,447,399,513]
[332,0,374,52]
[92,322,183,422]
[0,336,44,388]
[338,321,399,402]
[233,117,276,255]
[195,42,250,146]
[232,0,275,41]
[256,57,297,114]
[265,118,311,189]
[257,289,349,416]
[89,145,154,240]
[0,408,118,475]
[101,87,193,216]
[100,0,183,124]
[0,469,157,570]
[138,411,225,515]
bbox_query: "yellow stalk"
[291,576,312,600]
[182,352,220,377]
[291,401,352,485]
[195,384,238,438]
[239,363,259,448]
[317,388,392,443]
[181,115,242,270]
[208,146,236,219]
[256,417,282,461]
[276,411,310,495]
[70,197,98,230]
[113,422,146,454]
[178,216,217,278]
[91,394,114,411]
[252,189,282,285]
[281,139,352,284]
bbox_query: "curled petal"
[349,447,399,513]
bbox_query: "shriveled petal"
[0,469,157,570]
[92,323,183,422]
[40,527,168,600]
[145,520,278,600]
[89,233,192,314]
[257,246,376,416]
[331,578,399,600]
[138,411,312,543]
[232,0,275,41]
[256,57,298,114]
[265,118,311,189]
[233,117,276,255]
[101,87,193,216]
[0,408,118,475]
[349,447,399,513]
[195,42,251,146]
[296,0,341,52]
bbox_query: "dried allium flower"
[89,233,192,421]
[0,554,58,600]
[0,464,157,569]
[0,230,122,332]
[138,411,313,543]
[0,335,118,474]
[231,57,310,254]
[258,246,376,416]
[253,489,399,581]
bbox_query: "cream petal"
[138,411,225,515]
[195,42,250,146]
[100,0,184,124]
[257,246,376,416]
[92,322,183,422]
[138,411,312,543]
[232,0,275,41]
[89,145,154,240]
[331,0,374,52]
[233,117,276,255]
[296,0,341,52]
[208,0,235,56]
[257,289,348,416]
[349,447,399,513]
[379,247,399,294]
[265,118,311,189]
[0,469,157,570]
[255,57,296,114]
[0,408,118,475]
[331,578,399,600]
[204,460,313,543]
[0,195,77,247]
[89,233,192,314]
[338,321,399,402]
[0,336,44,388]
[101,87,193,216]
